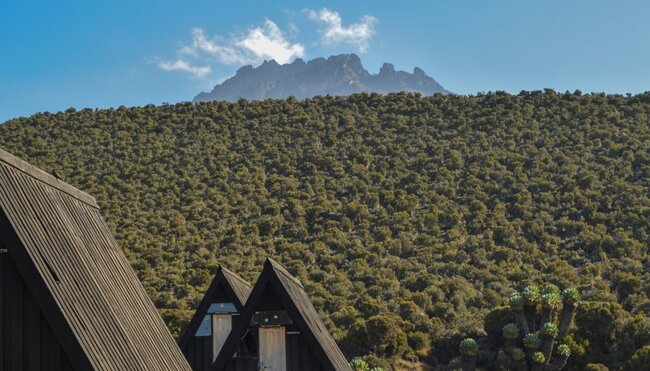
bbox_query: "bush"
[502,323,519,340]
[630,345,650,370]
[364,315,408,357]
[459,338,478,356]
[532,352,545,364]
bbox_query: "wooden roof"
[178,266,252,349]
[213,258,352,371]
[0,148,191,370]
[221,266,253,308]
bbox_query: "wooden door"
[259,326,286,371]
[212,313,232,361]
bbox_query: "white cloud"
[158,9,377,79]
[158,59,212,78]
[237,19,305,64]
[180,28,250,65]
[159,20,305,78]
[308,8,377,52]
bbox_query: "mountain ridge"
[193,54,447,102]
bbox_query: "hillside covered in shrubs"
[1,92,648,369]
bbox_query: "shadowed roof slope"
[220,266,253,308]
[213,258,352,371]
[0,148,191,370]
[178,265,252,349]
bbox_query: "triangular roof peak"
[0,147,190,370]
[179,265,252,349]
[213,258,351,371]
[219,265,254,303]
[264,257,304,288]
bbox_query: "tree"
[459,338,478,371]
[461,284,580,370]
[364,315,408,358]
[629,345,650,370]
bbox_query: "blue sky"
[2,0,650,122]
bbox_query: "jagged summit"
[193,54,447,102]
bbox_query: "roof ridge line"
[220,266,253,287]
[0,148,98,208]
[266,258,304,288]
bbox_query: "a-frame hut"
[213,258,351,371]
[179,266,252,370]
[0,148,191,370]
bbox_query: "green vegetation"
[0,91,648,369]
[463,284,579,370]
[460,338,478,371]
[349,357,385,371]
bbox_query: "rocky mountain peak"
[380,63,396,74]
[193,54,447,102]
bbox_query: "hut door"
[212,314,231,361]
[259,327,286,371]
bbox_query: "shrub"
[459,338,478,356]
[502,323,519,340]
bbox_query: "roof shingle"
[0,148,191,370]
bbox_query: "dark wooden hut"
[213,258,351,371]
[179,266,252,371]
[0,148,191,370]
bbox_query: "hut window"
[259,327,286,371]
[195,315,211,336]
[212,313,231,361]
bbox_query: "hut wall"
[224,329,323,371]
[184,285,235,371]
[286,331,323,371]
[1,243,73,371]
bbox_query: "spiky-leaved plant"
[460,338,478,356]
[510,292,530,334]
[523,333,540,350]
[540,323,559,363]
[506,284,580,370]
[509,292,524,309]
[545,344,571,371]
[541,323,558,337]
[557,288,580,340]
[562,288,580,304]
[532,352,545,363]
[459,338,478,371]
[502,323,520,356]
[522,285,541,305]
[556,344,571,357]
[349,358,370,371]
[519,333,540,368]
[531,352,546,371]
[466,285,579,370]
[503,323,520,340]
[542,284,560,296]
[507,347,528,371]
[512,348,526,362]
[349,358,385,371]
[522,285,541,332]
[541,292,561,309]
[538,344,572,371]
[540,292,562,327]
